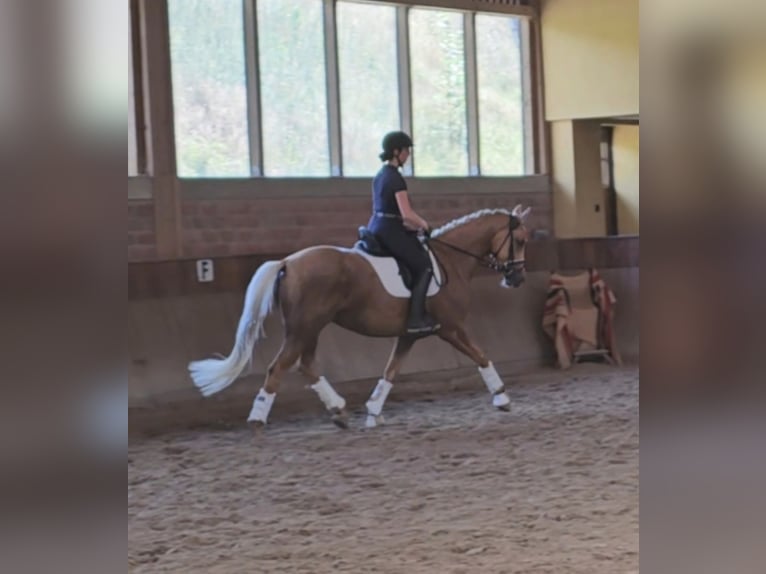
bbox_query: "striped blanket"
[542,269,621,369]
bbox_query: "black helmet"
[379,131,413,160]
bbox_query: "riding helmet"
[380,131,414,160]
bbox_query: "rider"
[367,131,440,334]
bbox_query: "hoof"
[248,420,266,433]
[331,408,349,429]
[365,414,384,428]
[492,392,511,412]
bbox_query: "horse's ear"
[512,204,523,216]
[519,207,532,221]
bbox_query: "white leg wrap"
[479,362,505,395]
[366,379,393,417]
[311,376,346,411]
[247,388,275,423]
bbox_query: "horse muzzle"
[489,256,526,288]
[502,267,526,288]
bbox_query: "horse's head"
[489,204,532,288]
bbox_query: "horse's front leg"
[438,328,511,411]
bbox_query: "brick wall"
[181,192,552,259]
[128,201,157,261]
[128,186,552,262]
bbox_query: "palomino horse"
[189,205,532,428]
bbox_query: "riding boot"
[406,269,441,334]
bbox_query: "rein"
[426,215,525,283]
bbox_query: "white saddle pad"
[343,247,442,299]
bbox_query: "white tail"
[188,260,283,397]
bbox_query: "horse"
[188,205,532,429]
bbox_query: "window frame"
[129,0,147,177]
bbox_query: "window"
[409,8,468,176]
[337,1,399,177]
[164,1,535,179]
[476,14,524,175]
[258,0,329,177]
[168,0,249,178]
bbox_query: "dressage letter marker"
[196,259,215,283]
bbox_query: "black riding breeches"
[372,225,431,281]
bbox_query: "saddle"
[352,227,441,299]
[355,226,414,289]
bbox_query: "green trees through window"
[168,0,249,178]
[476,14,524,176]
[410,8,468,176]
[337,2,399,177]
[164,1,527,178]
[258,0,330,177]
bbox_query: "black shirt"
[371,164,407,217]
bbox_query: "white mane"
[431,208,511,238]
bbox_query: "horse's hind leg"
[298,338,349,429]
[365,336,417,428]
[438,327,511,412]
[247,337,303,427]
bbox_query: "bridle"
[427,215,526,285]
[486,216,526,276]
